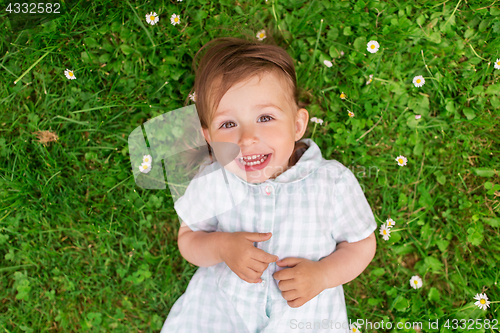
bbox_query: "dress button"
[265,186,272,195]
[261,279,266,287]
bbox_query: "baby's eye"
[260,115,273,122]
[220,115,274,129]
[220,121,235,129]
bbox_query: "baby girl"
[161,37,377,333]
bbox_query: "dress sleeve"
[173,163,219,233]
[330,165,377,243]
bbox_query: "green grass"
[1,0,499,331]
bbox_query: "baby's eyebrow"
[255,103,284,113]
[214,103,284,119]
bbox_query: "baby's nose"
[239,129,258,142]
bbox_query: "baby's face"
[202,71,308,184]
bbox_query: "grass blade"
[13,47,55,84]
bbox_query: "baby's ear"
[300,108,309,121]
[201,127,211,144]
[295,108,309,140]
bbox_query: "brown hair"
[183,34,309,176]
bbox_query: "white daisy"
[64,69,76,80]
[396,155,407,166]
[323,60,333,68]
[189,92,196,102]
[256,29,266,41]
[146,12,159,25]
[310,117,324,125]
[340,51,344,57]
[348,110,355,118]
[177,0,183,1]
[386,218,395,228]
[143,154,152,165]
[410,275,423,289]
[415,115,422,120]
[473,293,491,311]
[340,92,346,100]
[494,59,500,70]
[349,323,361,333]
[367,41,380,53]
[366,74,373,85]
[413,75,425,87]
[171,13,180,26]
[139,162,152,173]
[379,223,391,241]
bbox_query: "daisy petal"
[256,29,267,41]
[494,59,500,70]
[413,75,425,87]
[395,155,407,166]
[367,40,380,53]
[171,13,180,26]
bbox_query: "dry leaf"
[32,130,59,145]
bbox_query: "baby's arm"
[317,232,376,289]
[178,221,227,267]
[178,221,278,282]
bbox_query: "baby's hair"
[183,34,309,174]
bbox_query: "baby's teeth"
[239,154,270,166]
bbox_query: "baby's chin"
[247,174,271,183]
[224,161,284,183]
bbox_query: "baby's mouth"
[237,153,271,166]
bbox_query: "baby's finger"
[241,267,263,283]
[248,258,272,275]
[251,249,278,264]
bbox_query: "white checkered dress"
[161,138,377,333]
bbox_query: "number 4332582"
[6,3,61,14]
[444,319,498,330]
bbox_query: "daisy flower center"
[414,280,418,284]
[417,79,421,83]
[175,17,178,22]
[69,72,73,76]
[260,33,264,37]
[383,230,387,235]
[371,45,375,49]
[398,159,403,163]
[353,329,357,332]
[145,158,149,162]
[150,16,155,20]
[480,299,485,304]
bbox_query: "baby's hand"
[273,258,326,308]
[219,232,279,284]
